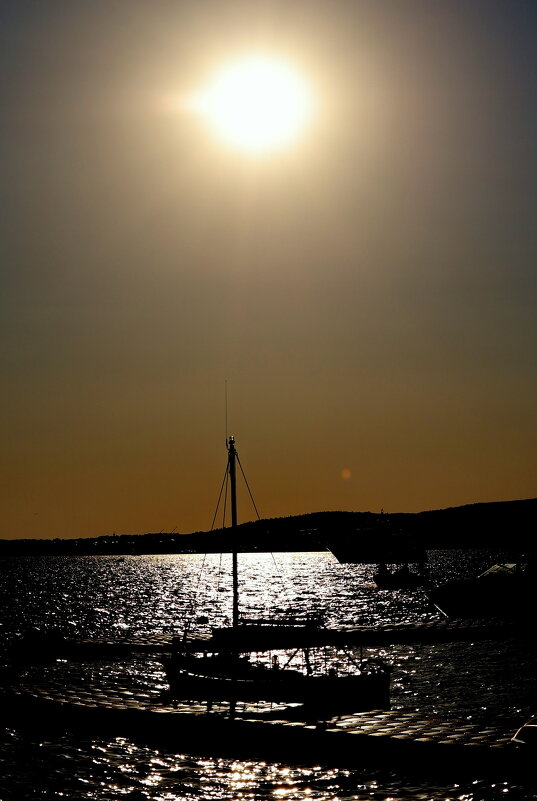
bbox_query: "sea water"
[0,551,535,800]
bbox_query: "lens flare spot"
[341,468,352,480]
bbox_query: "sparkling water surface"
[0,551,535,800]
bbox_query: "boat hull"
[429,571,532,619]
[328,539,424,564]
[166,666,391,710]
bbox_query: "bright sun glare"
[188,55,313,154]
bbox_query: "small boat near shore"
[373,563,427,590]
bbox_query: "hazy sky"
[1,1,536,539]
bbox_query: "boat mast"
[227,435,239,628]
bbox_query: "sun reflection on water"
[1,551,536,800]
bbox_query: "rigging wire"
[193,429,295,626]
[282,648,301,670]
[269,549,293,611]
[189,441,229,624]
[236,453,261,520]
[211,464,229,531]
[216,551,223,597]
[222,470,229,529]
[235,447,294,616]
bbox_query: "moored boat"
[164,644,390,710]
[373,563,427,589]
[164,435,392,714]
[428,562,532,619]
[328,531,424,565]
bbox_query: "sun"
[188,55,314,154]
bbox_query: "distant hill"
[0,498,535,556]
[412,497,537,550]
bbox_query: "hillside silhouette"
[0,498,535,557]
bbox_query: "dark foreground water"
[0,551,535,801]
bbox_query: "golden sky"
[1,1,536,538]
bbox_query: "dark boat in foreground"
[429,562,533,619]
[165,435,391,714]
